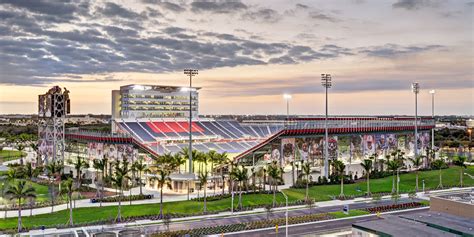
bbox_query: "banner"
[363,134,375,156]
[328,136,338,160]
[281,138,295,167]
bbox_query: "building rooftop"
[352,215,459,237]
[401,212,474,236]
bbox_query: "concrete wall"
[430,196,474,218]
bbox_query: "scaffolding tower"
[38,86,70,166]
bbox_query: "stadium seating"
[117,119,281,155]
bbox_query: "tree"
[198,171,209,213]
[23,162,40,181]
[70,155,89,187]
[16,143,25,166]
[152,168,171,218]
[110,159,130,222]
[230,165,248,210]
[93,158,106,207]
[61,178,76,226]
[431,159,445,188]
[409,156,423,192]
[45,161,63,213]
[5,180,36,232]
[453,156,467,187]
[29,143,39,166]
[301,161,311,201]
[332,160,346,197]
[387,159,400,194]
[266,161,282,207]
[132,158,149,195]
[360,159,373,196]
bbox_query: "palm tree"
[61,178,76,226]
[93,158,106,207]
[360,159,373,196]
[266,161,282,207]
[301,161,311,201]
[45,161,63,213]
[332,160,346,197]
[132,158,149,195]
[453,156,467,187]
[23,162,40,182]
[152,168,171,218]
[70,155,89,187]
[29,143,39,166]
[218,152,229,195]
[431,159,445,188]
[230,165,248,210]
[5,180,36,232]
[110,159,130,222]
[16,143,25,166]
[409,155,423,192]
[173,153,186,174]
[387,159,399,194]
[198,171,209,213]
[179,147,201,173]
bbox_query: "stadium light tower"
[321,74,332,178]
[412,82,420,159]
[184,69,198,174]
[283,94,292,127]
[429,90,435,149]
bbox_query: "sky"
[0,0,472,116]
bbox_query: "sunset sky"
[0,0,472,116]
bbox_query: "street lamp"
[321,74,332,178]
[184,69,198,174]
[429,90,435,149]
[412,82,420,159]
[283,94,292,128]
[280,191,289,237]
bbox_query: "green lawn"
[0,150,26,163]
[284,166,474,201]
[329,209,370,218]
[0,166,472,231]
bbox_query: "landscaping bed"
[91,194,154,203]
[364,202,426,213]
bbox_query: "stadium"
[40,84,435,194]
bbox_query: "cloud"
[98,2,146,20]
[242,8,281,23]
[359,44,443,58]
[308,11,339,22]
[295,3,309,9]
[142,0,186,12]
[190,1,247,14]
[392,0,440,10]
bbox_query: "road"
[139,198,422,235]
[225,208,429,237]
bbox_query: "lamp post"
[283,94,292,128]
[184,69,198,174]
[412,82,420,160]
[280,191,289,237]
[321,74,332,178]
[429,90,435,149]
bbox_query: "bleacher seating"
[117,119,281,155]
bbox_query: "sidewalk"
[2,186,471,219]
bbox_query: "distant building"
[112,84,200,120]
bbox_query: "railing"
[286,117,435,130]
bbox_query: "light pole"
[283,94,292,127]
[429,90,435,149]
[184,69,198,174]
[412,82,420,160]
[281,191,289,237]
[321,74,332,178]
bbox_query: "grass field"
[0,166,472,231]
[285,166,474,201]
[0,150,26,163]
